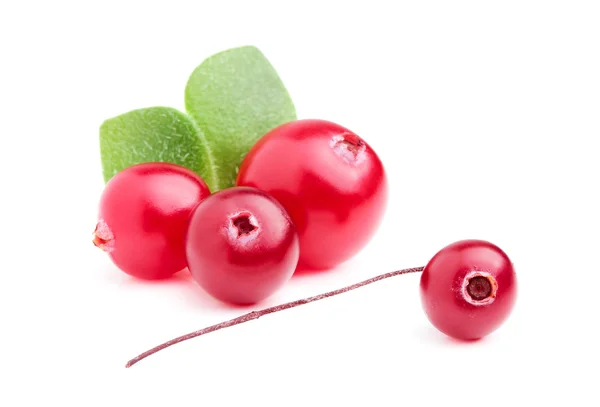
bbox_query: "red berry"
[94,162,211,280]
[185,186,300,305]
[236,119,387,270]
[419,239,518,340]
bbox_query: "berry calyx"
[230,212,258,237]
[92,220,115,253]
[463,272,497,305]
[331,133,367,163]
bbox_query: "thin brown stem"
[125,266,424,368]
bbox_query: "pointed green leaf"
[185,45,296,191]
[99,107,217,190]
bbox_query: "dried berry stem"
[126,266,424,368]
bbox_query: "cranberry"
[94,162,211,280]
[419,239,518,340]
[185,186,300,305]
[236,119,387,271]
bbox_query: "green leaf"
[185,45,297,191]
[99,107,217,189]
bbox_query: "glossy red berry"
[94,162,211,280]
[419,239,517,340]
[185,186,300,305]
[236,119,387,271]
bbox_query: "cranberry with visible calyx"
[419,239,518,340]
[236,119,387,271]
[94,162,211,280]
[185,186,300,305]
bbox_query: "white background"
[1,1,599,405]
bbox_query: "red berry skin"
[420,239,518,340]
[236,119,387,270]
[185,186,300,305]
[94,162,211,280]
